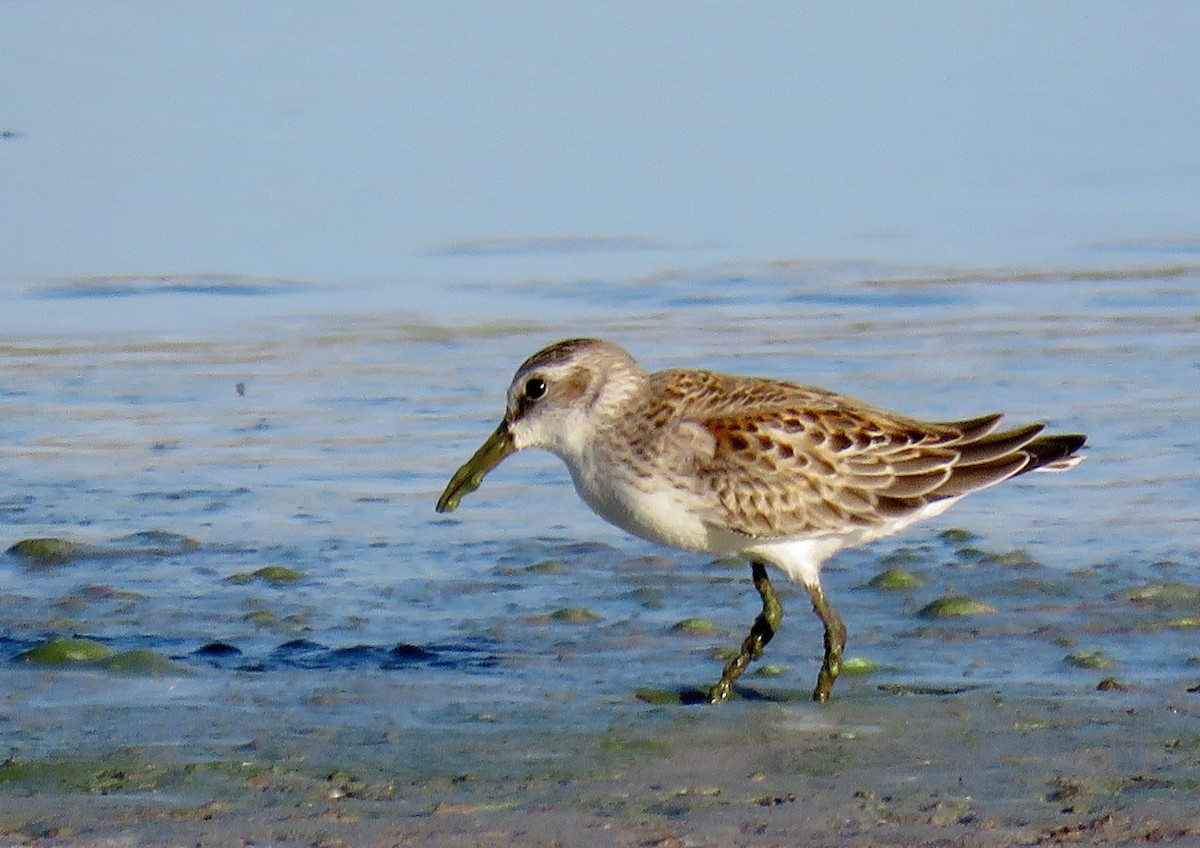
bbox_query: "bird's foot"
[707,560,783,705]
[805,584,847,703]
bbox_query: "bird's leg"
[708,560,782,704]
[804,581,847,702]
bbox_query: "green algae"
[634,687,690,705]
[548,607,603,624]
[981,548,1042,568]
[7,538,85,567]
[1064,651,1116,670]
[497,559,566,576]
[878,546,929,568]
[114,530,200,554]
[98,649,185,675]
[938,528,976,543]
[1119,582,1200,609]
[867,567,923,590]
[753,663,787,677]
[670,617,721,635]
[952,546,989,564]
[0,757,164,794]
[841,656,883,676]
[7,532,200,569]
[237,607,310,631]
[12,639,183,675]
[946,544,1042,569]
[225,565,304,586]
[14,637,113,664]
[917,595,996,618]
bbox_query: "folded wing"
[655,373,1085,540]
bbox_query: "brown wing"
[635,369,1083,540]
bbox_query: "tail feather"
[1021,433,1087,473]
[939,412,1005,442]
[955,422,1045,466]
[934,453,1030,498]
[930,428,1086,500]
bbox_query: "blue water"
[4,4,1200,289]
[2,263,1198,765]
[0,1,1198,788]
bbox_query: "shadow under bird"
[436,338,1086,703]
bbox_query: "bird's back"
[599,368,1085,545]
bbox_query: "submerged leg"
[708,560,783,704]
[805,581,847,702]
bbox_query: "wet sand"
[3,679,1198,847]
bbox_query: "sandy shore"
[3,680,1198,848]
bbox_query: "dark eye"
[524,377,547,401]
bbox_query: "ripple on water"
[0,260,1197,812]
[25,273,311,300]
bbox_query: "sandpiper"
[436,339,1086,703]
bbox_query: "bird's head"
[435,338,644,513]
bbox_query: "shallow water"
[3,6,1200,841]
[2,260,1198,774]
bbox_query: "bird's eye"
[524,377,547,401]
[523,377,547,401]
[524,377,547,400]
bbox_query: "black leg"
[708,560,783,704]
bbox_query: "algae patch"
[7,538,86,567]
[867,567,923,590]
[1118,582,1200,609]
[938,528,976,544]
[14,637,113,664]
[917,595,996,618]
[12,638,184,675]
[0,757,164,794]
[634,687,691,705]
[225,566,304,586]
[548,607,603,624]
[1064,651,1116,671]
[753,663,787,677]
[6,531,200,568]
[519,607,604,625]
[670,617,722,636]
[99,649,186,675]
[113,530,200,555]
[841,656,884,676]
[496,559,566,576]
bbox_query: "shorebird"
[436,339,1086,703]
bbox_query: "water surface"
[3,261,1197,758]
[2,4,1199,842]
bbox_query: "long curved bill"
[435,422,515,513]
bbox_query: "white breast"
[562,452,727,553]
